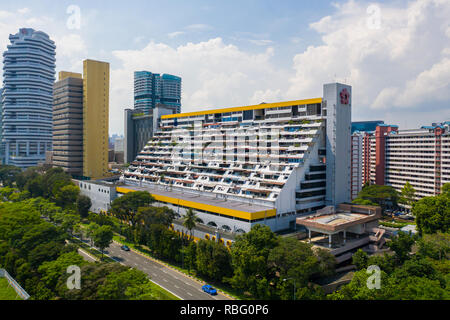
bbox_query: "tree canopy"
[413,184,449,235]
[111,191,154,227]
[352,184,399,210]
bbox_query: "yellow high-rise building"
[82,59,110,179]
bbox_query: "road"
[102,241,232,301]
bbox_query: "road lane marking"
[187,292,192,296]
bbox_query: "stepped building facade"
[120,83,352,233]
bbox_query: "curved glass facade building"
[1,28,56,168]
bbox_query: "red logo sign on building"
[340,88,350,105]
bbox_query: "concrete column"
[343,230,346,244]
[329,234,332,248]
[308,230,311,243]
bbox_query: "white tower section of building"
[324,83,352,206]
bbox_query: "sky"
[0,0,449,135]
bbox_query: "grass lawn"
[0,278,22,300]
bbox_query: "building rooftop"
[117,183,276,221]
[296,204,381,233]
[161,97,322,119]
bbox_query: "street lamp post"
[283,278,296,300]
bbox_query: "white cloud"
[249,39,273,46]
[17,8,30,15]
[0,8,87,76]
[185,23,212,31]
[286,0,450,126]
[168,31,185,38]
[110,38,288,134]
[1,0,449,135]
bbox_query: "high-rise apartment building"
[350,120,384,200]
[52,72,83,176]
[119,83,351,233]
[362,122,450,202]
[351,131,364,200]
[1,28,56,168]
[134,71,181,114]
[82,59,110,179]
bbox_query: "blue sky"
[0,0,449,135]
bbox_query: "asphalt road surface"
[102,241,232,301]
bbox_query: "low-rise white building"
[74,180,117,214]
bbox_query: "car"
[202,284,217,295]
[120,245,130,251]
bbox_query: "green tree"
[76,195,92,218]
[196,240,232,282]
[387,231,416,264]
[267,237,324,299]
[54,184,80,209]
[86,222,100,247]
[327,269,390,300]
[97,268,151,300]
[41,167,72,199]
[417,232,450,261]
[25,176,44,198]
[146,224,181,261]
[182,208,200,240]
[399,181,416,208]
[228,224,279,299]
[38,251,86,291]
[183,241,197,273]
[62,214,81,237]
[111,191,154,228]
[15,167,40,191]
[352,184,399,211]
[0,186,18,200]
[137,206,175,227]
[0,165,22,187]
[413,189,449,235]
[93,225,114,257]
[352,249,369,270]
[56,262,129,300]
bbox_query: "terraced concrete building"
[120,83,352,233]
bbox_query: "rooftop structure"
[351,120,384,134]
[297,203,384,263]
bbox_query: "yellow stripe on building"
[161,98,323,119]
[116,187,276,221]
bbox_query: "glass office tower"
[134,71,181,114]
